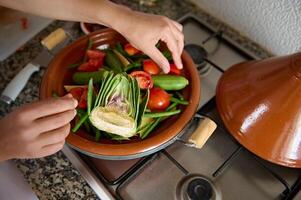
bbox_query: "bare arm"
[0,0,184,72]
[0,0,125,28]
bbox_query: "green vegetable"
[72,113,89,133]
[152,75,189,90]
[170,97,189,105]
[89,70,147,138]
[105,50,124,73]
[175,92,184,100]
[113,49,130,68]
[139,102,178,139]
[144,109,181,118]
[87,78,94,115]
[115,43,127,56]
[125,61,142,72]
[68,63,81,69]
[162,49,172,61]
[72,69,105,84]
[95,129,101,141]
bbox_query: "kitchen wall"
[190,0,301,55]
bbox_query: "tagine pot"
[216,52,301,168]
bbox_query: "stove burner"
[184,44,211,77]
[175,174,221,200]
[187,178,213,200]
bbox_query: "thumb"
[144,47,170,73]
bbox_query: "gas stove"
[62,14,301,200]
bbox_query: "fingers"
[37,141,65,158]
[171,20,183,32]
[167,21,184,69]
[169,24,184,66]
[144,46,170,73]
[38,123,70,146]
[21,94,77,120]
[34,109,76,133]
[162,32,183,71]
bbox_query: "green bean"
[170,97,189,105]
[67,63,81,69]
[175,92,184,100]
[84,121,91,132]
[87,78,93,115]
[72,113,89,133]
[143,110,181,118]
[115,42,127,56]
[167,102,178,111]
[95,129,101,141]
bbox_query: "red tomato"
[147,87,170,111]
[78,89,88,109]
[124,43,140,55]
[130,71,153,89]
[143,59,160,75]
[86,50,105,59]
[78,62,98,72]
[169,63,181,75]
[69,87,84,101]
[88,58,103,68]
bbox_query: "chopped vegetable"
[69,87,84,102]
[86,50,105,59]
[72,70,105,84]
[144,110,181,118]
[124,43,140,55]
[147,87,170,111]
[78,89,88,109]
[152,75,189,90]
[130,71,153,89]
[105,50,124,73]
[72,113,89,132]
[170,96,189,105]
[169,64,181,75]
[89,71,144,138]
[87,78,94,114]
[67,41,190,141]
[68,63,81,69]
[113,49,130,68]
[143,59,160,75]
[78,62,99,72]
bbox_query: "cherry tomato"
[130,71,153,89]
[69,87,84,101]
[78,89,88,109]
[78,62,99,72]
[169,63,181,75]
[124,43,140,55]
[147,87,170,111]
[143,59,160,75]
[88,58,103,68]
[86,50,105,59]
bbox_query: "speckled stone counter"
[0,0,271,199]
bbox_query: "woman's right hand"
[0,94,77,161]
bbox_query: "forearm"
[0,0,130,30]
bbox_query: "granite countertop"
[0,0,271,199]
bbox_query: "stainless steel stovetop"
[63,14,301,200]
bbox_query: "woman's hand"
[113,10,184,73]
[0,94,77,161]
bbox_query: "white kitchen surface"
[0,8,53,61]
[0,161,38,200]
